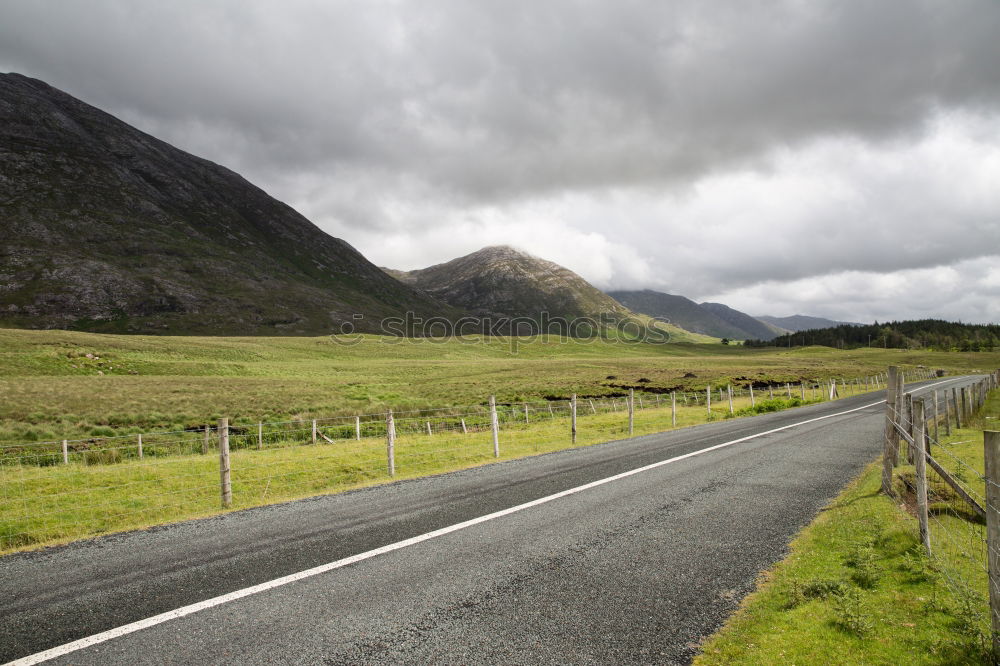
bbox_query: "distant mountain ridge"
[699,302,787,340]
[608,290,751,340]
[0,73,457,335]
[756,314,860,332]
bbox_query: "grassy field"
[1,391,807,553]
[2,325,998,557]
[3,327,999,445]
[695,390,1000,665]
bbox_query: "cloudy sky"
[2,0,999,323]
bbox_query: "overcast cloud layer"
[2,0,999,323]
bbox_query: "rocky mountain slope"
[390,246,633,322]
[0,73,456,335]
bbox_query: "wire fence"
[882,367,1000,655]
[0,368,912,554]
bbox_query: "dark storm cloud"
[3,0,998,198]
[2,0,999,321]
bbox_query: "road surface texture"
[1,376,977,665]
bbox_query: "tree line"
[745,319,1000,351]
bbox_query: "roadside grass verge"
[1,394,821,555]
[695,393,999,665]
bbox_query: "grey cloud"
[3,1,999,199]
[2,0,999,322]
[707,256,1000,325]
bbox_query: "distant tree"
[721,338,730,345]
[742,319,1000,351]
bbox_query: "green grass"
[1,393,784,553]
[695,392,1000,665]
[3,326,997,445]
[2,325,997,558]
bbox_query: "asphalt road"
[1,375,979,665]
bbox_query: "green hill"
[610,290,752,340]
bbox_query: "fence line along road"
[1,368,936,553]
[881,365,1000,652]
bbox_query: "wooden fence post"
[895,373,905,463]
[727,385,734,415]
[943,389,952,436]
[769,385,774,399]
[386,410,396,476]
[355,416,361,440]
[62,439,69,465]
[589,399,597,414]
[257,422,263,449]
[984,430,1000,654]
[671,391,677,427]
[932,390,940,443]
[426,421,432,436]
[218,418,231,508]
[961,387,969,426]
[490,395,500,457]
[786,382,791,399]
[311,419,317,445]
[882,366,900,496]
[913,400,931,555]
[137,433,143,459]
[749,383,755,407]
[905,393,915,464]
[706,385,712,416]
[461,418,467,434]
[524,403,530,423]
[628,388,635,435]
[203,425,210,455]
[571,394,577,444]
[954,387,963,429]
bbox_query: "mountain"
[391,246,632,321]
[389,247,717,342]
[699,302,787,340]
[608,290,750,340]
[0,73,456,335]
[755,314,858,333]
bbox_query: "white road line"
[4,378,961,665]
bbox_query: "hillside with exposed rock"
[0,73,457,335]
[390,246,633,321]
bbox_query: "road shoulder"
[693,458,989,664]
